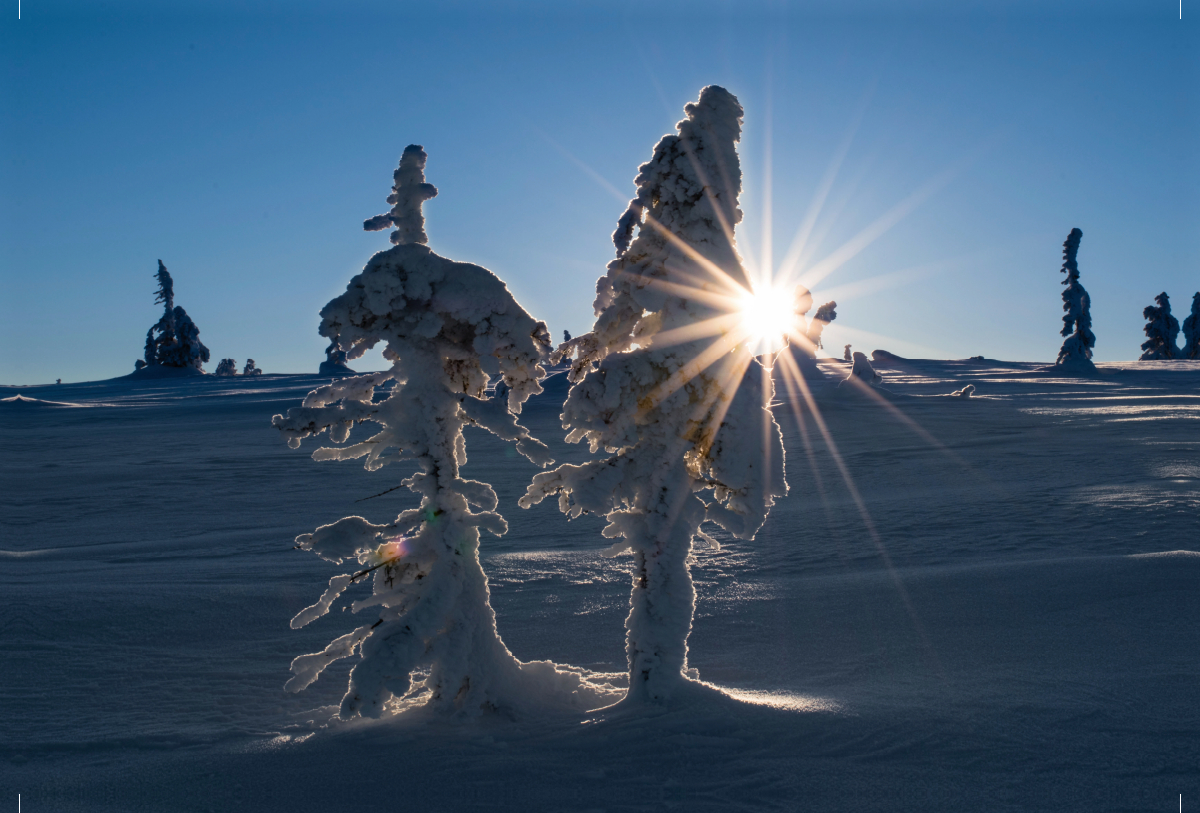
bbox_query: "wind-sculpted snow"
[271,150,603,720]
[523,86,787,703]
[842,351,883,387]
[1055,228,1096,372]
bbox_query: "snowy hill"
[2,359,1198,811]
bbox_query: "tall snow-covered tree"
[1055,228,1096,371]
[140,260,210,371]
[521,86,787,703]
[1181,292,1200,360]
[1140,292,1180,360]
[214,359,238,376]
[273,146,599,719]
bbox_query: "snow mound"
[948,384,975,398]
[871,349,905,363]
[1127,550,1200,559]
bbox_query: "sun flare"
[737,284,796,356]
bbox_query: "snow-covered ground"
[3,359,1198,811]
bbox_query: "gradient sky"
[1,0,1196,383]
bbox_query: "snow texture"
[140,260,211,371]
[243,359,263,376]
[215,359,238,377]
[522,86,788,703]
[842,351,883,386]
[363,145,439,246]
[1180,292,1200,360]
[1055,228,1096,372]
[1140,292,1180,360]
[272,149,595,720]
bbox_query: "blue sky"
[1,1,1195,383]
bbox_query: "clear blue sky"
[1,0,1195,383]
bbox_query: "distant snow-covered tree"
[842,351,882,386]
[274,147,598,720]
[1055,228,1096,372]
[843,344,852,362]
[243,359,262,376]
[1181,292,1200,360]
[319,339,357,376]
[214,359,238,376]
[140,260,210,371]
[791,286,837,364]
[563,329,571,343]
[521,86,787,703]
[1140,292,1180,360]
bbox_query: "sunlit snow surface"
[2,359,1198,811]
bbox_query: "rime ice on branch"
[1140,292,1180,360]
[522,86,787,703]
[273,148,598,720]
[1054,228,1096,372]
[138,260,211,371]
[1182,293,1200,360]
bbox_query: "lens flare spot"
[737,284,797,355]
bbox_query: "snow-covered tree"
[563,329,571,343]
[363,144,439,246]
[843,344,852,362]
[791,285,837,364]
[842,351,882,386]
[319,339,356,376]
[1055,228,1096,371]
[273,146,598,720]
[1140,292,1180,360]
[1180,292,1200,360]
[214,359,238,376]
[140,260,210,371]
[521,86,787,703]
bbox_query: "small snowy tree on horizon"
[1179,292,1200,360]
[1140,292,1180,360]
[214,358,238,376]
[843,344,852,362]
[521,86,787,704]
[243,359,263,376]
[1055,228,1096,372]
[140,260,211,371]
[273,145,605,719]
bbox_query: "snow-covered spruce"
[1139,292,1180,360]
[1180,292,1200,360]
[319,339,357,376]
[841,351,883,387]
[214,359,238,376]
[138,260,211,372]
[843,344,852,362]
[274,147,603,719]
[1055,228,1096,372]
[242,359,262,376]
[521,87,787,703]
[792,286,838,364]
[363,144,439,246]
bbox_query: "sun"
[737,283,797,356]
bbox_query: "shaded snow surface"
[3,360,1199,811]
